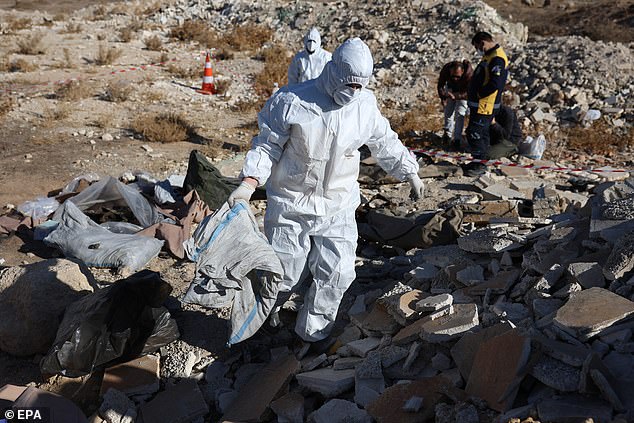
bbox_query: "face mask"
[306,40,317,54]
[333,86,359,106]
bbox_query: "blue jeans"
[467,110,494,159]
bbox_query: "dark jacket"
[467,44,509,115]
[437,60,473,100]
[490,105,523,145]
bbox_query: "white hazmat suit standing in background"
[287,27,332,85]
[229,38,425,342]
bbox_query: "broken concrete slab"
[567,262,606,289]
[379,286,424,325]
[354,351,384,407]
[379,345,409,368]
[603,230,634,280]
[537,395,612,423]
[456,265,485,286]
[458,227,524,253]
[463,269,520,296]
[350,304,401,338]
[100,355,160,397]
[451,323,513,380]
[302,354,328,372]
[406,263,440,285]
[416,293,453,312]
[296,368,355,397]
[309,399,372,423]
[465,329,531,412]
[270,392,304,423]
[333,357,363,370]
[532,298,564,319]
[221,355,299,422]
[480,184,527,201]
[366,376,467,423]
[532,334,592,367]
[345,337,382,358]
[140,379,208,423]
[420,303,479,343]
[554,287,634,340]
[530,355,581,392]
[459,200,520,224]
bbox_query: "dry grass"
[169,20,209,42]
[166,63,200,80]
[95,45,123,66]
[42,103,72,125]
[143,91,165,102]
[62,22,82,34]
[6,16,32,32]
[52,13,67,21]
[119,27,134,43]
[90,5,108,21]
[137,1,162,17]
[170,20,271,55]
[8,58,38,72]
[93,111,116,129]
[55,80,92,101]
[144,35,163,51]
[131,113,194,143]
[222,24,273,52]
[232,98,265,115]
[215,79,232,96]
[16,32,46,55]
[158,52,169,63]
[563,120,633,156]
[51,48,74,69]
[254,43,292,97]
[103,81,134,102]
[388,101,443,141]
[0,97,14,119]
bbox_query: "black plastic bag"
[40,270,180,377]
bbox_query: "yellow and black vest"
[467,45,509,115]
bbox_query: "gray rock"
[0,259,93,356]
[296,368,355,397]
[420,303,480,343]
[416,293,453,312]
[346,337,382,358]
[354,351,384,407]
[271,392,304,423]
[530,355,580,392]
[567,262,605,289]
[431,352,452,371]
[537,395,613,423]
[309,399,372,423]
[458,227,525,253]
[100,388,136,423]
[603,230,634,280]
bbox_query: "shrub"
[55,80,92,101]
[7,16,32,32]
[0,97,14,119]
[166,63,200,79]
[563,120,633,156]
[103,81,134,102]
[215,79,232,96]
[119,27,134,43]
[16,32,46,55]
[131,113,194,143]
[170,20,209,42]
[253,43,292,97]
[144,35,163,51]
[8,58,38,72]
[62,22,82,34]
[95,45,123,65]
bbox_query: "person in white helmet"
[229,38,424,342]
[287,27,332,85]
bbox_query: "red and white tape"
[411,148,631,174]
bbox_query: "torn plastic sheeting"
[183,200,283,346]
[52,176,162,228]
[17,196,59,221]
[40,270,179,377]
[44,201,164,272]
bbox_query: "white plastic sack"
[52,176,162,228]
[17,197,59,220]
[183,200,283,346]
[519,134,547,160]
[44,201,164,272]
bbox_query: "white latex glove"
[408,175,425,200]
[228,180,255,206]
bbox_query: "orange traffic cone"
[197,52,216,95]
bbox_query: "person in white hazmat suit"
[287,27,332,85]
[229,38,425,342]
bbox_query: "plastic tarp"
[44,201,164,272]
[40,270,179,377]
[52,176,162,228]
[183,200,283,346]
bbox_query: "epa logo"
[3,408,46,421]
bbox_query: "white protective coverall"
[241,38,419,342]
[287,28,332,85]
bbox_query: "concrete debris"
[270,392,304,423]
[296,368,355,397]
[99,388,136,423]
[458,227,525,253]
[309,399,372,423]
[100,355,160,398]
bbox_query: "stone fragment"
[354,351,384,407]
[351,305,401,337]
[407,263,439,284]
[100,388,136,423]
[465,329,531,412]
[140,379,208,423]
[346,337,382,358]
[492,302,530,323]
[431,353,452,371]
[420,303,479,343]
[454,403,479,423]
[302,354,328,372]
[296,368,355,397]
[416,293,453,312]
[403,396,423,412]
[537,395,612,423]
[456,265,485,286]
[603,231,634,280]
[464,269,520,296]
[533,334,592,367]
[532,298,564,319]
[101,355,160,397]
[0,259,93,356]
[554,287,634,340]
[567,262,606,289]
[205,360,229,384]
[379,345,409,368]
[270,392,304,423]
[530,355,580,392]
[333,357,363,370]
[402,342,421,372]
[480,184,527,201]
[379,287,424,325]
[366,376,467,423]
[451,323,513,380]
[458,227,524,253]
[221,355,299,422]
[309,399,372,423]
